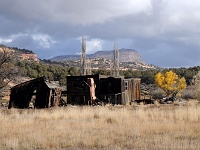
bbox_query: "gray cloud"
[0,0,200,67]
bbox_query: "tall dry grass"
[0,104,200,149]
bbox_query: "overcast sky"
[0,0,200,68]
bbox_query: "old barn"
[9,77,63,109]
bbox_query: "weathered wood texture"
[67,75,141,105]
[9,77,62,109]
[67,75,106,105]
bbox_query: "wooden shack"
[67,74,141,105]
[66,74,106,105]
[9,77,63,109]
[99,77,141,105]
[123,78,141,104]
[99,77,123,104]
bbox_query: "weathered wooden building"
[9,77,63,109]
[99,77,141,104]
[8,75,141,108]
[67,75,141,105]
[123,78,141,104]
[66,74,106,105]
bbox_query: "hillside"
[0,44,39,62]
[50,48,157,70]
[0,44,158,71]
[50,49,142,62]
[0,45,157,70]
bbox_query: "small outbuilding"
[67,74,141,105]
[66,74,107,105]
[9,77,63,109]
[99,77,141,105]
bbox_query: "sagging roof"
[11,76,62,90]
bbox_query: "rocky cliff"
[0,45,40,62]
[17,53,39,62]
[50,49,142,62]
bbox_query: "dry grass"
[0,103,200,149]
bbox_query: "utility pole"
[80,37,86,75]
[113,42,119,77]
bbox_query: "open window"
[125,81,128,91]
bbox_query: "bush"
[194,88,200,100]
[181,86,195,100]
[150,88,164,99]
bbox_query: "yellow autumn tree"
[154,70,187,96]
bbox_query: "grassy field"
[0,102,200,149]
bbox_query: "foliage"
[0,48,18,89]
[190,71,200,100]
[11,47,34,54]
[2,45,200,90]
[154,70,187,96]
[92,69,111,76]
[150,88,164,99]
[123,69,159,84]
[181,86,195,100]
[16,60,81,86]
[15,59,200,87]
[192,70,200,85]
[169,67,199,85]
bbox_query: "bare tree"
[192,71,200,86]
[113,42,119,77]
[80,37,86,75]
[190,71,200,100]
[0,47,18,89]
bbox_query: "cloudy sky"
[0,0,200,68]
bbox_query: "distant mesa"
[0,45,157,70]
[50,49,142,63]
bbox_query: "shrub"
[150,88,164,99]
[181,86,195,100]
